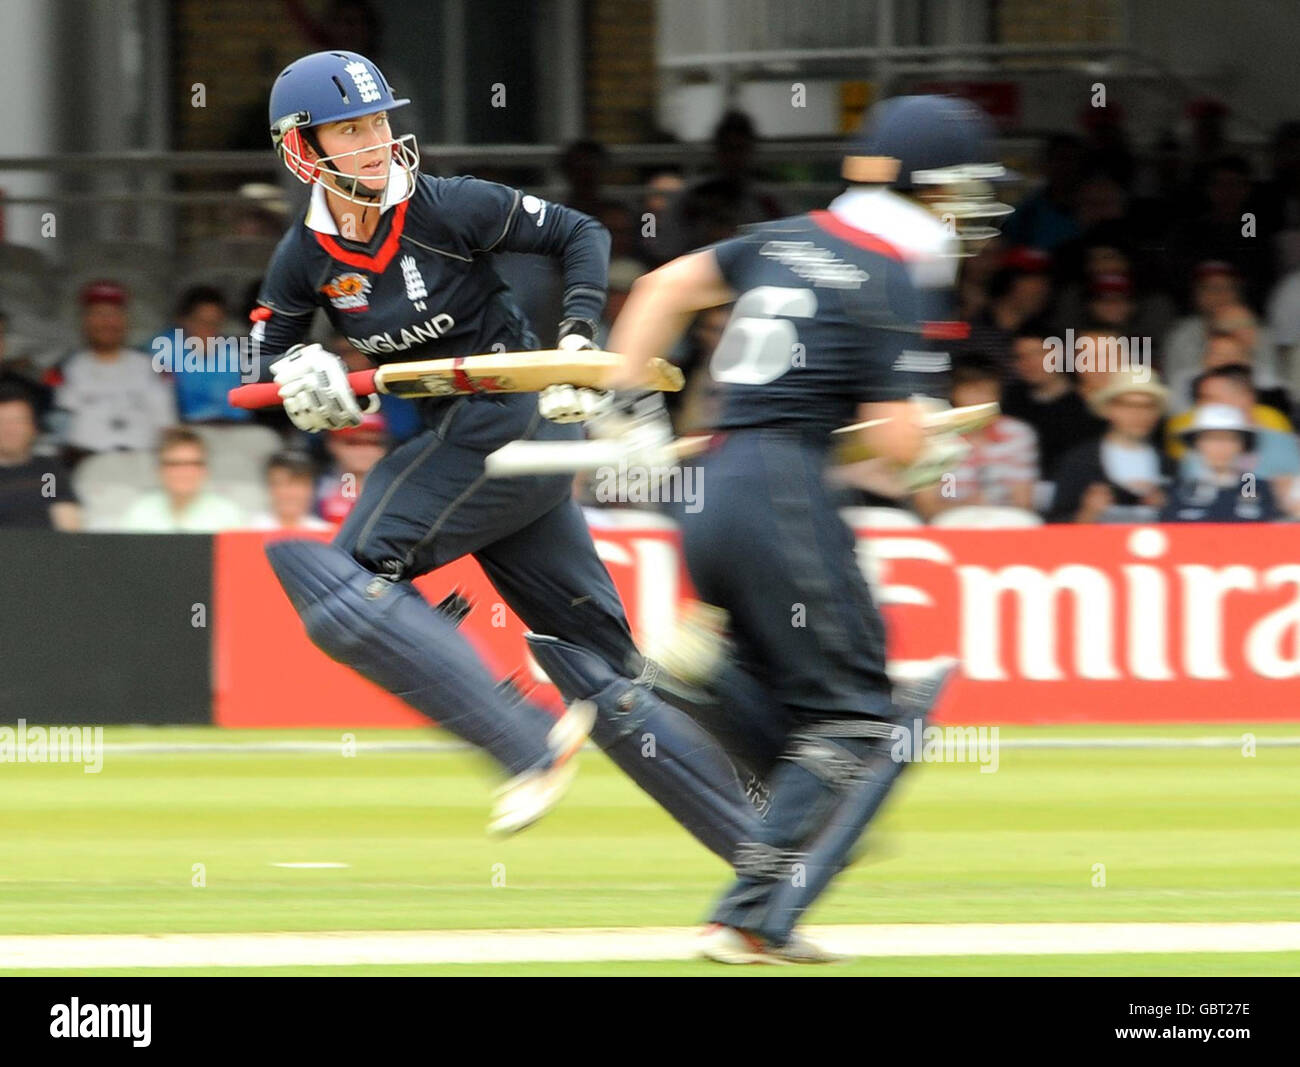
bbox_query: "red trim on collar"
[809,209,905,262]
[312,200,410,273]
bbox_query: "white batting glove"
[538,383,615,423]
[271,343,364,433]
[589,391,677,469]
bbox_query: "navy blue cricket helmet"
[269,51,418,203]
[844,95,1012,252]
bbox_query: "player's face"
[159,444,208,498]
[313,111,394,191]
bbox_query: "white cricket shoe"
[486,700,596,836]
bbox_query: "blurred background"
[3,0,1300,533]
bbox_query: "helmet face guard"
[273,114,420,207]
[910,163,1014,257]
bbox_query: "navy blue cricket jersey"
[253,172,610,446]
[706,206,955,442]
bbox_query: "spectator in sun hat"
[1160,404,1281,522]
[1048,367,1175,522]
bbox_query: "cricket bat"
[227,350,684,410]
[483,401,1000,476]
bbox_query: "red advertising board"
[214,523,1300,727]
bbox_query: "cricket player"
[532,96,1007,961]
[256,51,760,844]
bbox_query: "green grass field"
[1,724,1297,975]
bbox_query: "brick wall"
[997,0,1122,45]
[584,0,657,144]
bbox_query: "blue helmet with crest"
[843,94,1012,254]
[269,50,419,206]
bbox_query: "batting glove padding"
[271,343,365,433]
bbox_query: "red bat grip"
[227,369,378,410]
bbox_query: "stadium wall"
[4,525,1298,727]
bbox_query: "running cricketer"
[255,50,759,845]
[534,95,1009,961]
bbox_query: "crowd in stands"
[4,102,1300,532]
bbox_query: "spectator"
[667,111,783,257]
[964,247,1052,372]
[1160,405,1281,522]
[1266,265,1300,404]
[638,166,686,266]
[1167,154,1271,306]
[1256,120,1300,276]
[999,133,1087,251]
[0,384,80,530]
[1048,369,1174,522]
[0,309,52,420]
[1162,261,1244,384]
[317,413,389,525]
[50,281,175,467]
[153,285,251,424]
[115,427,244,532]
[1165,365,1295,464]
[915,358,1038,519]
[1168,310,1284,412]
[247,451,332,532]
[558,139,620,221]
[1001,324,1106,478]
[1084,273,1138,333]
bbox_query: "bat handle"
[227,369,379,410]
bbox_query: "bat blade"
[373,351,683,398]
[228,350,682,409]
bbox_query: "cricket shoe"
[697,924,845,965]
[486,699,596,836]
